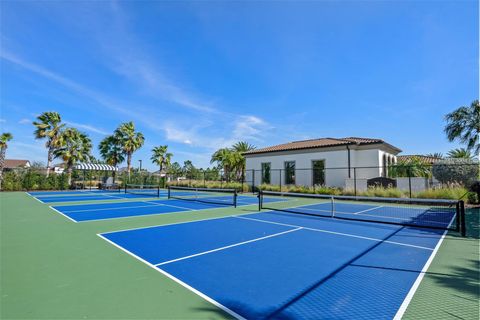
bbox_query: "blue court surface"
[100,211,447,319]
[51,195,278,222]
[274,201,455,229]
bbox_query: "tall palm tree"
[211,148,235,181]
[445,100,479,155]
[232,141,256,180]
[99,135,125,182]
[447,148,473,159]
[0,133,13,190]
[114,122,144,179]
[33,112,65,177]
[53,128,92,185]
[151,145,172,174]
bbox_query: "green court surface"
[1,192,478,319]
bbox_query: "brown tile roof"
[4,159,30,168]
[397,155,441,164]
[244,137,401,155]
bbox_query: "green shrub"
[358,187,407,198]
[413,187,469,201]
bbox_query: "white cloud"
[0,119,6,123]
[18,118,31,124]
[65,120,109,135]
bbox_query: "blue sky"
[1,1,478,170]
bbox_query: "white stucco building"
[243,137,401,189]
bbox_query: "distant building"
[244,137,401,189]
[3,159,31,170]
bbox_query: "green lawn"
[1,192,478,319]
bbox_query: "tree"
[33,111,65,177]
[0,133,13,190]
[182,160,196,179]
[168,162,182,175]
[53,128,92,186]
[114,122,144,179]
[151,145,172,173]
[446,148,473,160]
[232,141,256,180]
[444,100,479,155]
[211,148,234,181]
[99,135,125,182]
[388,157,431,178]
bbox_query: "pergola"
[74,163,119,190]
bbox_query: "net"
[125,184,160,197]
[259,190,465,233]
[168,186,237,207]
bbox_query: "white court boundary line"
[274,203,453,227]
[52,195,261,223]
[49,206,79,223]
[25,192,45,204]
[97,234,246,320]
[155,227,302,266]
[393,215,455,319]
[233,215,434,251]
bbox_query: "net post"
[331,196,335,218]
[258,190,263,211]
[167,186,171,199]
[460,200,466,237]
[234,189,237,208]
[124,184,127,194]
[156,185,160,197]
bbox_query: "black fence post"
[279,169,282,191]
[354,167,357,196]
[252,170,255,193]
[408,166,412,198]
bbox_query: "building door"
[312,160,325,186]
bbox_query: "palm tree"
[114,122,144,179]
[151,145,172,174]
[444,100,479,155]
[33,111,65,177]
[53,128,92,185]
[232,141,256,180]
[211,148,235,181]
[447,148,473,159]
[99,135,125,182]
[0,133,13,190]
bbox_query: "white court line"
[25,192,45,204]
[272,203,453,227]
[351,205,384,215]
[155,227,302,266]
[393,215,455,319]
[233,215,434,251]
[97,234,245,320]
[49,206,79,223]
[60,203,161,213]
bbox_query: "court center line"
[350,205,384,215]
[154,227,303,266]
[233,215,434,251]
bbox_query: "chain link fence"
[245,163,479,203]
